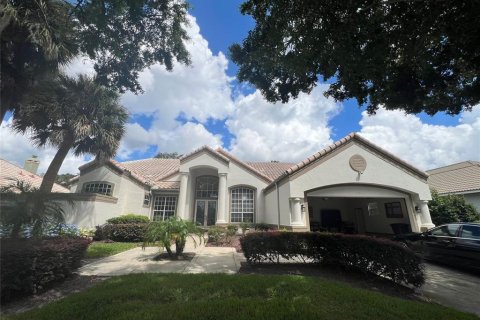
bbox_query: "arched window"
[230,187,255,223]
[196,176,219,199]
[83,182,113,196]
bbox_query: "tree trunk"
[39,134,74,193]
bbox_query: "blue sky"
[1,1,478,174]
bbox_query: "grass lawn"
[7,274,477,320]
[85,242,140,259]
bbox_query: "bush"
[94,223,147,242]
[106,214,150,224]
[1,237,90,302]
[207,226,225,244]
[241,232,424,287]
[429,189,480,225]
[254,223,273,231]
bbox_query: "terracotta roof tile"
[121,158,180,181]
[427,161,480,194]
[154,181,180,190]
[245,162,295,181]
[0,159,70,193]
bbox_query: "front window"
[230,187,254,223]
[84,182,113,196]
[196,176,218,199]
[152,196,177,221]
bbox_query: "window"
[230,187,254,223]
[196,176,218,199]
[84,182,113,196]
[152,196,177,221]
[385,202,403,218]
[461,225,480,240]
[143,194,151,206]
[431,224,460,237]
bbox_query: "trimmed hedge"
[241,232,424,287]
[94,223,147,242]
[1,237,90,302]
[106,214,150,224]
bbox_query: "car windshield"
[430,224,461,237]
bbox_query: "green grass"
[85,242,140,259]
[7,274,477,320]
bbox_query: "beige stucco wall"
[463,192,480,212]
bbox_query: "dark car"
[395,223,480,272]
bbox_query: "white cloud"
[358,106,480,170]
[0,119,88,175]
[227,85,342,162]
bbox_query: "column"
[217,173,227,224]
[290,198,303,225]
[419,200,435,231]
[177,172,189,219]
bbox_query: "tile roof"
[246,162,296,181]
[180,145,230,164]
[427,161,480,194]
[121,158,180,181]
[0,159,70,193]
[216,149,276,182]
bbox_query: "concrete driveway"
[421,263,480,315]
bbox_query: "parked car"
[395,223,480,272]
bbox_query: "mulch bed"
[0,274,108,316]
[239,263,425,302]
[152,252,195,261]
[205,235,242,252]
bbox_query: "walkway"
[78,239,245,276]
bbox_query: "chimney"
[24,155,40,175]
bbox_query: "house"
[66,133,434,234]
[0,157,69,193]
[427,161,480,211]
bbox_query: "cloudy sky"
[1,0,479,174]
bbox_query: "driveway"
[421,263,480,315]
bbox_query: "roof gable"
[179,146,230,165]
[265,133,428,190]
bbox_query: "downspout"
[276,182,281,230]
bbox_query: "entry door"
[195,200,217,226]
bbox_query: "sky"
[1,0,479,175]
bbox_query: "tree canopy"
[1,0,190,121]
[14,74,129,193]
[230,0,480,115]
[155,152,182,159]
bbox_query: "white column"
[419,200,435,231]
[177,172,189,220]
[290,198,303,226]
[217,173,227,224]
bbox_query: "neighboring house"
[0,157,69,193]
[67,133,434,234]
[427,161,480,211]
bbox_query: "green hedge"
[106,214,150,224]
[240,232,424,287]
[1,237,90,302]
[94,223,147,242]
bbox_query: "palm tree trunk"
[39,134,74,193]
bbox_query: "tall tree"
[1,0,190,122]
[230,0,480,115]
[155,152,182,159]
[13,74,129,193]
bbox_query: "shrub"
[239,222,251,236]
[1,237,90,302]
[429,189,480,225]
[240,232,424,287]
[106,214,150,224]
[94,223,147,242]
[254,223,273,231]
[207,226,225,244]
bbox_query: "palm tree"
[13,74,129,193]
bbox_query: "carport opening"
[307,196,412,236]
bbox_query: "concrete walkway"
[421,263,480,316]
[78,239,245,276]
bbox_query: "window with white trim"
[230,187,254,223]
[152,196,177,221]
[84,182,113,196]
[196,176,218,199]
